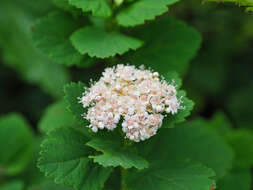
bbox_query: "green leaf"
[38,100,77,134]
[32,12,84,66]
[38,127,112,190]
[246,6,253,12]
[225,129,253,170]
[138,122,234,179]
[64,82,87,125]
[208,112,233,137]
[124,160,215,190]
[123,17,201,76]
[163,90,194,128]
[116,0,179,27]
[163,71,182,90]
[217,170,251,190]
[193,112,233,137]
[28,181,72,190]
[53,0,77,12]
[0,114,35,176]
[86,136,149,169]
[68,0,112,17]
[70,26,143,58]
[0,181,23,190]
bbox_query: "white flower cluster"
[79,64,183,142]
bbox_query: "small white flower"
[98,122,104,129]
[153,72,159,77]
[79,64,183,142]
[155,105,163,112]
[92,127,98,133]
[115,84,121,90]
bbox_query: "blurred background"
[1,0,253,189]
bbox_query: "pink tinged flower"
[79,64,184,142]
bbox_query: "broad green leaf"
[69,0,112,17]
[38,100,77,134]
[192,112,233,137]
[0,2,70,98]
[28,181,72,190]
[38,127,112,190]
[64,82,88,125]
[116,0,179,27]
[163,90,194,128]
[70,26,143,58]
[0,114,35,176]
[208,112,233,137]
[86,136,149,169]
[138,122,233,179]
[32,12,84,66]
[217,170,251,190]
[225,129,253,170]
[123,17,201,76]
[124,160,215,190]
[0,181,23,190]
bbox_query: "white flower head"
[79,64,184,142]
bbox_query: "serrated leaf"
[116,0,179,27]
[38,127,112,190]
[0,181,23,190]
[32,12,84,66]
[124,160,215,190]
[163,90,194,128]
[217,170,251,190]
[38,100,77,134]
[123,17,201,76]
[69,0,112,17]
[138,121,233,179]
[64,82,87,125]
[86,136,149,169]
[163,71,182,90]
[70,26,143,58]
[0,114,35,176]
[225,129,253,170]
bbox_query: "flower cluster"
[79,64,183,142]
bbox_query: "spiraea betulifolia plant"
[0,0,253,190]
